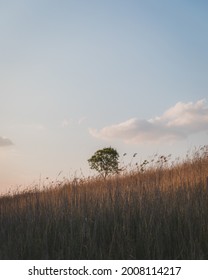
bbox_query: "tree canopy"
[88,147,120,178]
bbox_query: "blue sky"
[1,0,208,193]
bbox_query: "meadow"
[0,146,208,260]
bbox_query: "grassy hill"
[0,146,208,259]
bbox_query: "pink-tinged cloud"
[0,136,13,147]
[89,99,208,143]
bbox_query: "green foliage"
[88,147,120,178]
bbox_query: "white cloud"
[89,99,208,143]
[78,116,87,125]
[0,136,13,147]
[61,119,71,128]
[61,117,87,127]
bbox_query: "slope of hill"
[0,146,208,259]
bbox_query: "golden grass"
[0,146,208,259]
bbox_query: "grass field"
[0,146,208,259]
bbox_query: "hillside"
[0,146,208,259]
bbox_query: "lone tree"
[88,147,120,178]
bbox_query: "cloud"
[89,99,208,143]
[61,119,71,128]
[78,116,87,125]
[0,136,13,147]
[61,117,87,127]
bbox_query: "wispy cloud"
[61,119,71,128]
[78,116,87,125]
[0,136,13,147]
[90,99,208,143]
[61,117,87,127]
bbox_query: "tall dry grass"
[0,146,208,259]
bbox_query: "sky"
[1,0,208,193]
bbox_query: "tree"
[88,147,120,178]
